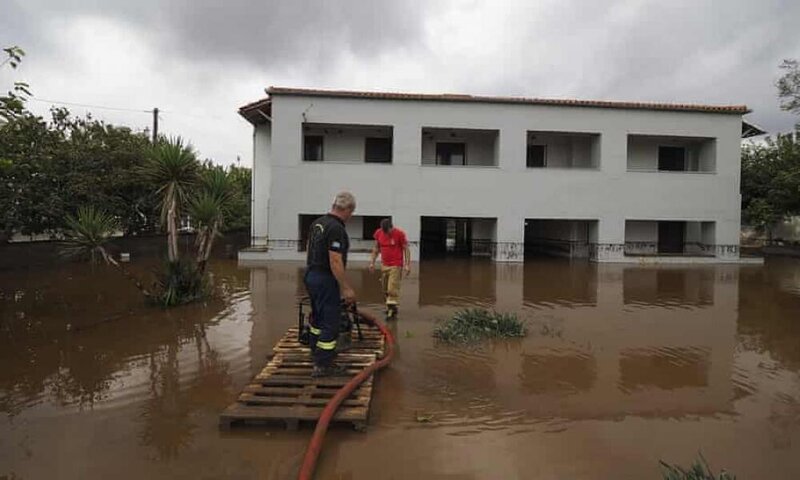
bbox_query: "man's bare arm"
[369,242,379,271]
[329,251,356,302]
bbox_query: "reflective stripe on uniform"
[316,339,337,350]
[309,326,322,335]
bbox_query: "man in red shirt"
[369,218,410,319]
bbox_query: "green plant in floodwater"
[659,454,736,480]
[152,257,210,307]
[140,136,199,263]
[414,411,434,423]
[433,308,527,344]
[61,206,151,297]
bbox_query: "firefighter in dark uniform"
[304,191,358,377]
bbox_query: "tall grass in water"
[660,454,736,480]
[433,308,526,344]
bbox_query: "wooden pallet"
[220,325,385,431]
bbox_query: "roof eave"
[238,98,272,125]
[265,86,750,115]
[741,119,767,139]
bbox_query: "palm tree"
[62,206,150,297]
[141,137,199,262]
[190,168,236,273]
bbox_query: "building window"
[527,145,547,168]
[658,146,685,171]
[365,137,392,163]
[362,216,385,239]
[304,135,323,161]
[436,142,466,165]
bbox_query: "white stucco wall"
[248,93,745,262]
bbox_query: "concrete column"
[715,218,740,259]
[589,127,627,263]
[393,123,421,166]
[599,128,628,176]
[393,209,420,262]
[593,215,625,262]
[498,125,526,172]
[252,124,271,247]
[494,214,524,262]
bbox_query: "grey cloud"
[442,0,800,135]
[3,0,800,157]
[7,0,439,71]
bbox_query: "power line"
[29,97,230,120]
[29,97,151,114]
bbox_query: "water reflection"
[738,261,800,369]
[523,260,598,307]
[618,346,710,393]
[418,259,496,306]
[623,268,715,307]
[519,348,597,394]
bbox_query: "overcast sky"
[2,0,799,166]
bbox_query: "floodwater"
[1,256,800,479]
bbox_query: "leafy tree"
[777,59,800,116]
[0,108,158,240]
[223,163,251,232]
[1,45,31,122]
[741,131,800,238]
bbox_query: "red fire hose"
[297,308,396,480]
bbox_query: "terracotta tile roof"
[238,98,271,124]
[262,86,750,114]
[239,98,271,112]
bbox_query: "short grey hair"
[332,191,356,211]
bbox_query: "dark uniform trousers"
[303,268,341,366]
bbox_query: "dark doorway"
[658,221,685,254]
[420,217,473,259]
[658,146,686,171]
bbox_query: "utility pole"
[152,107,159,143]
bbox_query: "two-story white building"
[238,87,764,264]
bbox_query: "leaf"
[414,412,433,423]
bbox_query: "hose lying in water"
[297,308,396,480]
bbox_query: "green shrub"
[433,308,527,344]
[151,258,210,307]
[660,454,736,480]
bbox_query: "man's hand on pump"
[342,285,357,304]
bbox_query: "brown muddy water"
[1,257,800,479]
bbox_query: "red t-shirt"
[373,228,407,267]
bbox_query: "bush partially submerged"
[433,308,526,344]
[152,258,210,307]
[660,454,736,480]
